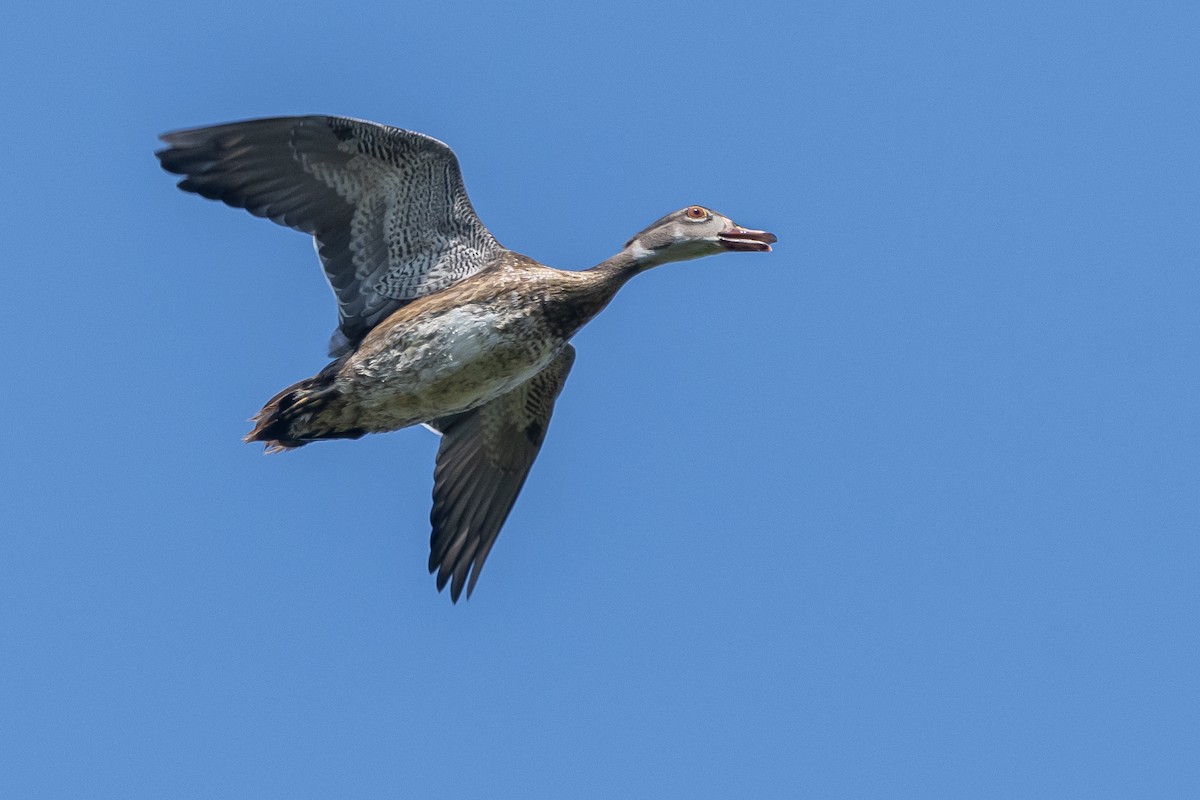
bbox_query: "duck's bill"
[718,226,778,252]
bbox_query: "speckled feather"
[156,115,499,356]
[427,344,576,599]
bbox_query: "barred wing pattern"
[427,345,576,602]
[156,115,500,354]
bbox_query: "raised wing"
[427,345,576,602]
[156,115,501,354]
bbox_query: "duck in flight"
[156,115,777,602]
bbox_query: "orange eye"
[686,206,707,220]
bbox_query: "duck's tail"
[245,362,365,452]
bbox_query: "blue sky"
[2,1,1197,797]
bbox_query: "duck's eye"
[685,206,707,220]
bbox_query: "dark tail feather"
[245,364,364,452]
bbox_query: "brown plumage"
[157,115,776,602]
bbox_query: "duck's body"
[156,115,775,601]
[258,255,623,448]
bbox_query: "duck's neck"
[588,246,659,285]
[538,248,655,340]
[582,247,662,311]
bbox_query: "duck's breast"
[345,300,562,426]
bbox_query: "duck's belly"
[342,304,560,431]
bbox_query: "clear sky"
[2,1,1197,797]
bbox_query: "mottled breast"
[341,300,563,429]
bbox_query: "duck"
[156,115,777,602]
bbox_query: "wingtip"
[433,575,465,604]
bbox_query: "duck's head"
[623,205,777,268]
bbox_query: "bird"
[156,115,777,602]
